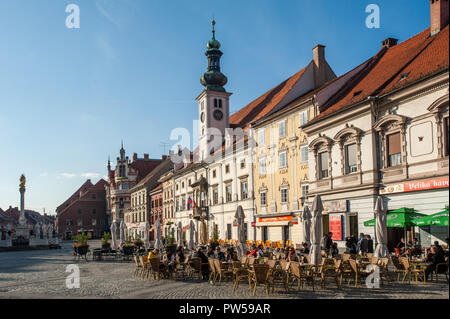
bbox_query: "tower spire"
[200,19,228,92]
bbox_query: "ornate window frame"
[427,93,449,158]
[309,135,333,181]
[334,125,363,176]
[374,114,408,169]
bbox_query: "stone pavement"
[0,240,448,299]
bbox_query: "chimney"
[312,44,327,88]
[381,38,398,48]
[162,155,168,160]
[132,153,138,161]
[144,154,149,160]
[431,0,449,36]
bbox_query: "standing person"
[324,232,333,256]
[345,236,357,254]
[300,242,310,254]
[366,235,374,254]
[356,233,368,255]
[176,246,185,263]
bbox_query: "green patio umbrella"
[363,208,426,228]
[363,208,426,244]
[411,207,449,227]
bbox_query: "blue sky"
[0,0,430,215]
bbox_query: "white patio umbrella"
[374,196,389,258]
[178,221,183,247]
[119,220,125,247]
[154,218,162,250]
[144,220,150,251]
[301,205,312,249]
[110,222,117,250]
[309,195,323,266]
[188,220,196,250]
[235,205,247,258]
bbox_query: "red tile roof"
[130,159,163,181]
[229,62,312,129]
[310,26,449,123]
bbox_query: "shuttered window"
[387,133,402,167]
[345,143,358,173]
[319,152,329,179]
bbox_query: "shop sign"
[380,177,449,195]
[329,215,343,241]
[289,217,299,225]
[251,222,256,227]
[323,200,348,213]
[258,215,292,223]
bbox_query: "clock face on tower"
[213,110,223,121]
[200,112,205,123]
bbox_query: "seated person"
[396,238,406,253]
[148,248,159,259]
[194,247,209,280]
[257,244,265,258]
[206,246,214,258]
[224,247,234,262]
[285,246,298,262]
[421,246,446,281]
[330,242,339,257]
[300,242,310,254]
[176,246,185,263]
[214,246,226,261]
[247,244,258,257]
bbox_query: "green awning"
[411,207,449,227]
[363,208,426,228]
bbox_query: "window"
[212,170,216,178]
[259,158,267,175]
[182,198,186,211]
[188,179,191,186]
[213,188,219,205]
[300,146,309,163]
[123,183,128,190]
[78,209,82,215]
[278,121,286,138]
[299,110,309,127]
[92,209,96,215]
[66,220,72,226]
[345,143,358,173]
[119,198,124,206]
[175,199,179,212]
[92,193,96,199]
[240,159,246,169]
[77,219,82,226]
[387,133,402,167]
[258,129,265,145]
[279,151,287,169]
[241,181,248,199]
[319,152,329,179]
[225,164,230,174]
[260,191,267,206]
[301,185,309,197]
[227,224,232,240]
[182,182,184,188]
[226,185,232,202]
[280,188,289,203]
[176,184,179,191]
[92,219,97,226]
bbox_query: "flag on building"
[187,197,196,210]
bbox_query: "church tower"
[196,20,232,161]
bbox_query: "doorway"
[322,214,330,236]
[349,214,358,238]
[262,226,268,242]
[282,226,290,243]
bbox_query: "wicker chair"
[399,257,426,284]
[232,261,251,292]
[249,264,271,296]
[391,255,405,281]
[431,257,449,282]
[347,259,374,287]
[133,255,143,278]
[321,258,342,289]
[379,257,392,285]
[288,261,314,291]
[148,257,167,281]
[139,256,150,279]
[186,257,202,280]
[267,260,288,293]
[214,259,233,285]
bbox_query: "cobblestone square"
[0,240,448,299]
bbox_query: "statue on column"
[19,174,27,226]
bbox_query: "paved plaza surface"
[0,240,448,299]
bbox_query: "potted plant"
[73,232,89,256]
[166,229,177,253]
[121,236,135,255]
[101,232,111,250]
[133,234,143,248]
